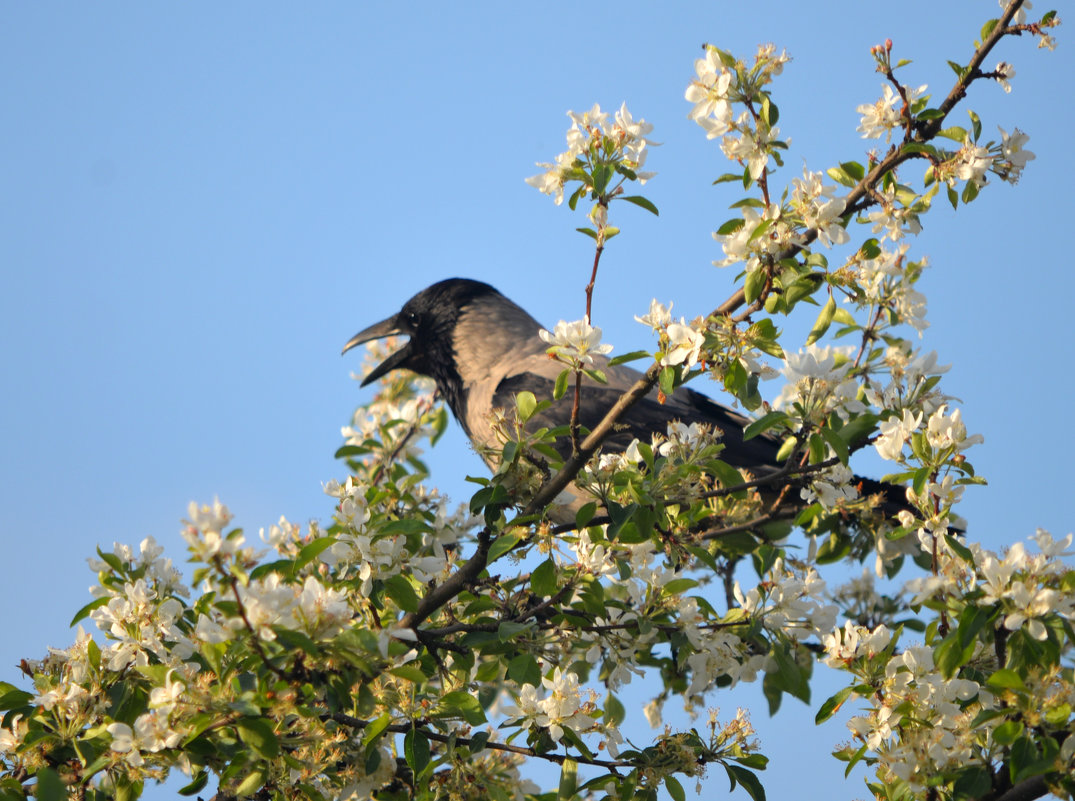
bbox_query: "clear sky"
[2,3,1071,799]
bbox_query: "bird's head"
[342,278,501,387]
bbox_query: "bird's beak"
[341,315,414,387]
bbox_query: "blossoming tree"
[1,3,1069,801]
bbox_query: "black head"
[342,278,503,415]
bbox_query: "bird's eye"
[405,311,420,327]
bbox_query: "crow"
[342,277,905,527]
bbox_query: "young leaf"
[516,391,538,422]
[554,369,571,400]
[806,295,836,345]
[530,558,558,597]
[404,728,432,780]
[621,195,659,215]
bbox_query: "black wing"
[494,372,923,524]
[493,373,782,469]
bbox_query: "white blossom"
[634,299,673,331]
[994,61,1015,93]
[856,84,926,142]
[662,321,705,368]
[925,405,983,453]
[539,319,613,367]
[875,409,923,462]
[952,135,992,188]
[997,126,1035,184]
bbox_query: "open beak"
[341,314,414,387]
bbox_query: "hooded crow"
[342,277,905,526]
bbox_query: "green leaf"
[507,654,542,686]
[934,631,975,678]
[936,125,968,143]
[363,712,394,748]
[383,575,420,613]
[746,218,773,245]
[947,184,959,210]
[1045,702,1071,727]
[498,621,533,641]
[389,666,425,683]
[575,227,598,240]
[992,720,1024,746]
[818,425,849,466]
[716,217,745,235]
[842,743,868,777]
[952,767,991,800]
[665,776,686,801]
[567,185,584,211]
[901,142,938,158]
[69,596,110,627]
[1010,734,1053,784]
[592,163,613,195]
[554,369,571,400]
[659,366,676,396]
[295,536,339,571]
[237,717,280,759]
[583,367,608,384]
[816,532,851,564]
[558,758,578,801]
[783,275,822,308]
[178,771,210,796]
[487,531,522,562]
[608,350,650,366]
[0,686,33,712]
[806,295,836,345]
[235,770,266,797]
[516,391,537,422]
[34,768,66,801]
[575,502,597,528]
[944,534,975,564]
[744,268,767,304]
[335,444,370,458]
[840,161,865,182]
[530,558,558,597]
[816,686,855,724]
[438,691,487,726]
[469,731,490,754]
[744,411,786,441]
[604,694,625,727]
[730,197,767,209]
[826,164,858,188]
[404,728,432,780]
[726,764,766,801]
[987,668,1028,691]
[621,195,659,215]
[662,578,699,595]
[96,547,126,575]
[775,435,797,462]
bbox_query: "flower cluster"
[504,666,601,745]
[856,83,928,142]
[525,102,657,206]
[774,344,862,426]
[819,528,1075,795]
[790,168,850,248]
[686,44,790,179]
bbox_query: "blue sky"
[2,4,1071,799]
